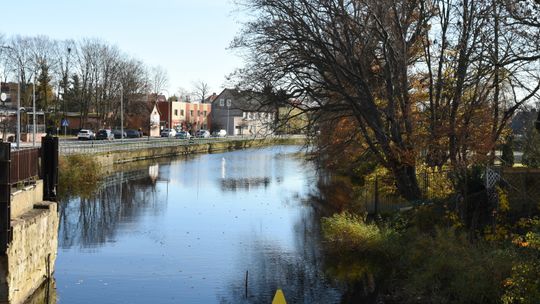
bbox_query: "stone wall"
[0,202,58,304]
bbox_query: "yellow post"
[272,289,287,304]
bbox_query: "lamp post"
[32,72,36,147]
[16,70,20,149]
[226,99,231,136]
[120,85,124,140]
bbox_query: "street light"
[32,71,36,147]
[16,70,20,149]
[120,85,124,140]
[226,99,231,136]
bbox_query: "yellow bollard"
[272,289,287,304]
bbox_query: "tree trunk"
[390,164,422,201]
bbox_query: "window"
[174,109,178,116]
[181,109,184,116]
[243,112,247,118]
[203,111,207,116]
[190,110,193,116]
[219,98,224,106]
[226,99,232,107]
[197,110,200,116]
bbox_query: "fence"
[59,135,306,155]
[25,124,47,134]
[358,170,453,214]
[10,148,40,184]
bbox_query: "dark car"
[126,129,141,138]
[96,129,114,140]
[112,129,127,139]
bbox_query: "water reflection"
[55,146,344,303]
[219,201,343,303]
[59,166,161,249]
[220,177,271,191]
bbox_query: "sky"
[2,0,247,96]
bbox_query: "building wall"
[158,101,212,132]
[211,90,276,136]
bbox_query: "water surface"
[56,146,342,303]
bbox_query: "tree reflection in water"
[218,198,344,304]
[58,167,162,249]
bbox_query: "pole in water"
[244,270,248,298]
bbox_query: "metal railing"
[25,124,47,133]
[10,147,40,184]
[59,135,306,155]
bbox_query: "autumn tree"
[234,0,540,202]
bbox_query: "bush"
[321,212,520,303]
[399,228,515,304]
[58,155,101,199]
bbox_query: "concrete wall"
[10,181,43,219]
[0,201,58,304]
[89,137,306,169]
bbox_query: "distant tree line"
[0,34,170,129]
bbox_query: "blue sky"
[2,0,246,95]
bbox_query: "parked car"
[161,128,176,137]
[112,129,127,139]
[195,129,210,138]
[96,129,114,140]
[77,129,95,140]
[212,129,227,137]
[175,131,191,139]
[126,129,141,138]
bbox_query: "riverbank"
[64,136,305,169]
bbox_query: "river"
[54,145,344,303]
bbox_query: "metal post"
[33,76,36,147]
[374,176,379,215]
[0,143,11,254]
[41,136,59,201]
[16,73,20,149]
[121,86,124,140]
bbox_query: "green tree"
[522,124,540,168]
[36,62,54,111]
[501,136,515,167]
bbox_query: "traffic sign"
[61,118,69,127]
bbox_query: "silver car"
[77,129,95,140]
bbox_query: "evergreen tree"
[522,124,540,168]
[501,136,514,167]
[36,63,54,111]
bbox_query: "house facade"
[156,97,212,132]
[211,89,277,136]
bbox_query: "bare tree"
[234,0,540,202]
[150,65,169,94]
[192,80,210,102]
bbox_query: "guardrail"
[59,135,306,155]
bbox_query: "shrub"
[58,155,101,199]
[399,228,515,304]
